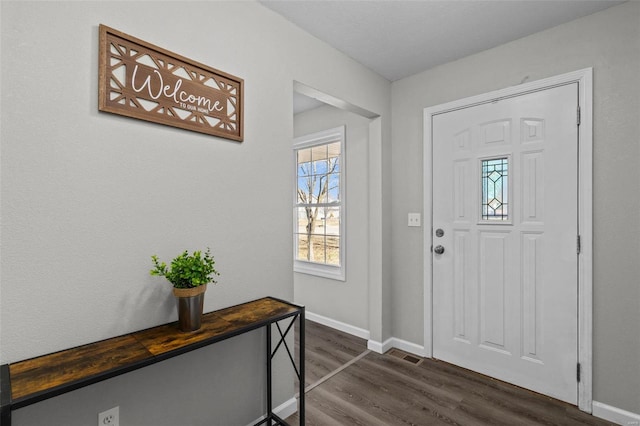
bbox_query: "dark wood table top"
[3,297,302,409]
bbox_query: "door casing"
[423,68,593,412]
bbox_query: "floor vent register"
[387,349,424,366]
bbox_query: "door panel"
[432,83,578,404]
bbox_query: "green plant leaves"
[149,248,220,288]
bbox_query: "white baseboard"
[593,401,640,425]
[367,337,425,357]
[306,311,371,340]
[247,397,297,426]
[274,397,298,421]
[306,312,426,359]
[367,337,393,354]
[387,337,426,357]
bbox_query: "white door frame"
[423,68,593,412]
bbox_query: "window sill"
[294,261,345,281]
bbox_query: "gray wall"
[3,0,637,421]
[391,1,640,414]
[0,1,390,424]
[293,104,371,331]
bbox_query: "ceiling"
[260,0,624,82]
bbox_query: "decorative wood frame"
[99,25,243,141]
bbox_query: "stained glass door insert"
[481,157,509,220]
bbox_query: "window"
[293,126,345,280]
[481,157,509,221]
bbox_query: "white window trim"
[293,125,346,281]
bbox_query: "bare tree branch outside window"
[295,141,341,265]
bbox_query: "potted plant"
[150,248,220,332]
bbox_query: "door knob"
[434,245,445,255]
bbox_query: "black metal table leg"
[258,309,305,426]
[1,364,12,426]
[266,324,273,423]
[299,310,305,425]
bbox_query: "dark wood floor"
[288,320,613,426]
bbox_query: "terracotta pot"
[173,284,207,332]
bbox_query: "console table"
[0,297,305,426]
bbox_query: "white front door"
[432,83,579,404]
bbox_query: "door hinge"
[577,363,581,382]
[577,106,581,126]
[576,235,581,254]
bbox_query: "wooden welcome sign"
[99,25,243,141]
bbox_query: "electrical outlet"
[98,406,119,426]
[408,213,421,227]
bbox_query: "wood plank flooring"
[296,318,368,387]
[288,320,613,426]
